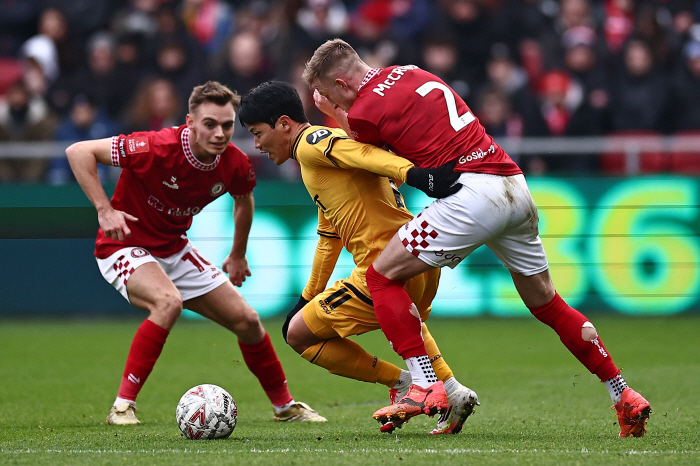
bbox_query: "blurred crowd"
[1,0,700,182]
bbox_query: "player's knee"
[231,309,263,339]
[150,293,183,327]
[285,326,306,354]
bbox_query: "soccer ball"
[176,384,237,439]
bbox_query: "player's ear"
[185,113,194,128]
[277,115,291,132]
[334,78,347,90]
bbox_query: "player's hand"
[222,254,252,287]
[313,89,347,119]
[98,208,139,241]
[406,160,462,198]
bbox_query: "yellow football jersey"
[293,126,416,299]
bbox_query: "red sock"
[529,293,619,381]
[365,264,427,359]
[118,319,169,401]
[238,333,293,406]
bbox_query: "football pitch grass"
[1,315,697,465]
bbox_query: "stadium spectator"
[215,31,275,97]
[482,43,537,127]
[634,2,674,72]
[239,80,478,435]
[603,0,635,56]
[474,85,524,166]
[36,6,82,77]
[65,80,326,425]
[66,32,136,120]
[528,69,601,172]
[0,79,56,182]
[181,0,235,56]
[667,40,700,132]
[114,32,149,85]
[110,0,159,41]
[19,33,59,97]
[0,0,42,57]
[425,0,500,94]
[609,37,669,132]
[304,38,651,437]
[475,85,524,140]
[122,77,183,134]
[561,26,610,123]
[419,35,470,103]
[48,94,120,185]
[152,39,205,104]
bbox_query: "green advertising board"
[1,177,699,317]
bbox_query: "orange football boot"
[613,387,652,437]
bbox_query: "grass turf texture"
[0,316,697,465]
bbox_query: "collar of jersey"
[358,68,382,91]
[181,127,221,171]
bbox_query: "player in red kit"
[303,39,650,437]
[66,81,325,425]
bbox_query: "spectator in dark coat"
[609,38,668,132]
[666,40,700,132]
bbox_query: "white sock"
[443,376,459,396]
[273,400,295,413]
[604,373,628,404]
[115,397,135,406]
[392,370,412,390]
[405,355,438,389]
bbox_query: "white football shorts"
[96,240,230,303]
[398,173,549,275]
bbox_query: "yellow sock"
[301,337,401,387]
[422,323,454,382]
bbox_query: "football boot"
[273,402,327,422]
[613,387,651,437]
[106,401,140,425]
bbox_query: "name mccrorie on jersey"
[372,65,418,97]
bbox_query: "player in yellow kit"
[238,81,478,434]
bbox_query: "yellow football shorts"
[302,267,440,339]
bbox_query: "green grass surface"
[0,316,698,465]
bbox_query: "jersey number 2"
[415,81,475,132]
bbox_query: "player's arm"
[301,210,343,301]
[326,138,462,198]
[223,193,254,287]
[65,138,138,241]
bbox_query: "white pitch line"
[1,448,698,455]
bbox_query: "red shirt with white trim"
[95,124,256,259]
[347,66,522,175]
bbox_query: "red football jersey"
[347,66,522,175]
[95,125,256,259]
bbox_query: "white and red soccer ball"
[176,384,237,439]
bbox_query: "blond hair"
[302,39,362,86]
[188,81,241,114]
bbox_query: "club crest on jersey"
[131,248,149,258]
[125,137,149,155]
[209,182,225,196]
[306,129,331,145]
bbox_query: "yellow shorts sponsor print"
[303,267,440,339]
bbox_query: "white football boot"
[106,401,140,425]
[429,384,479,434]
[272,402,327,422]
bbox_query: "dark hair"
[238,81,309,128]
[188,81,240,114]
